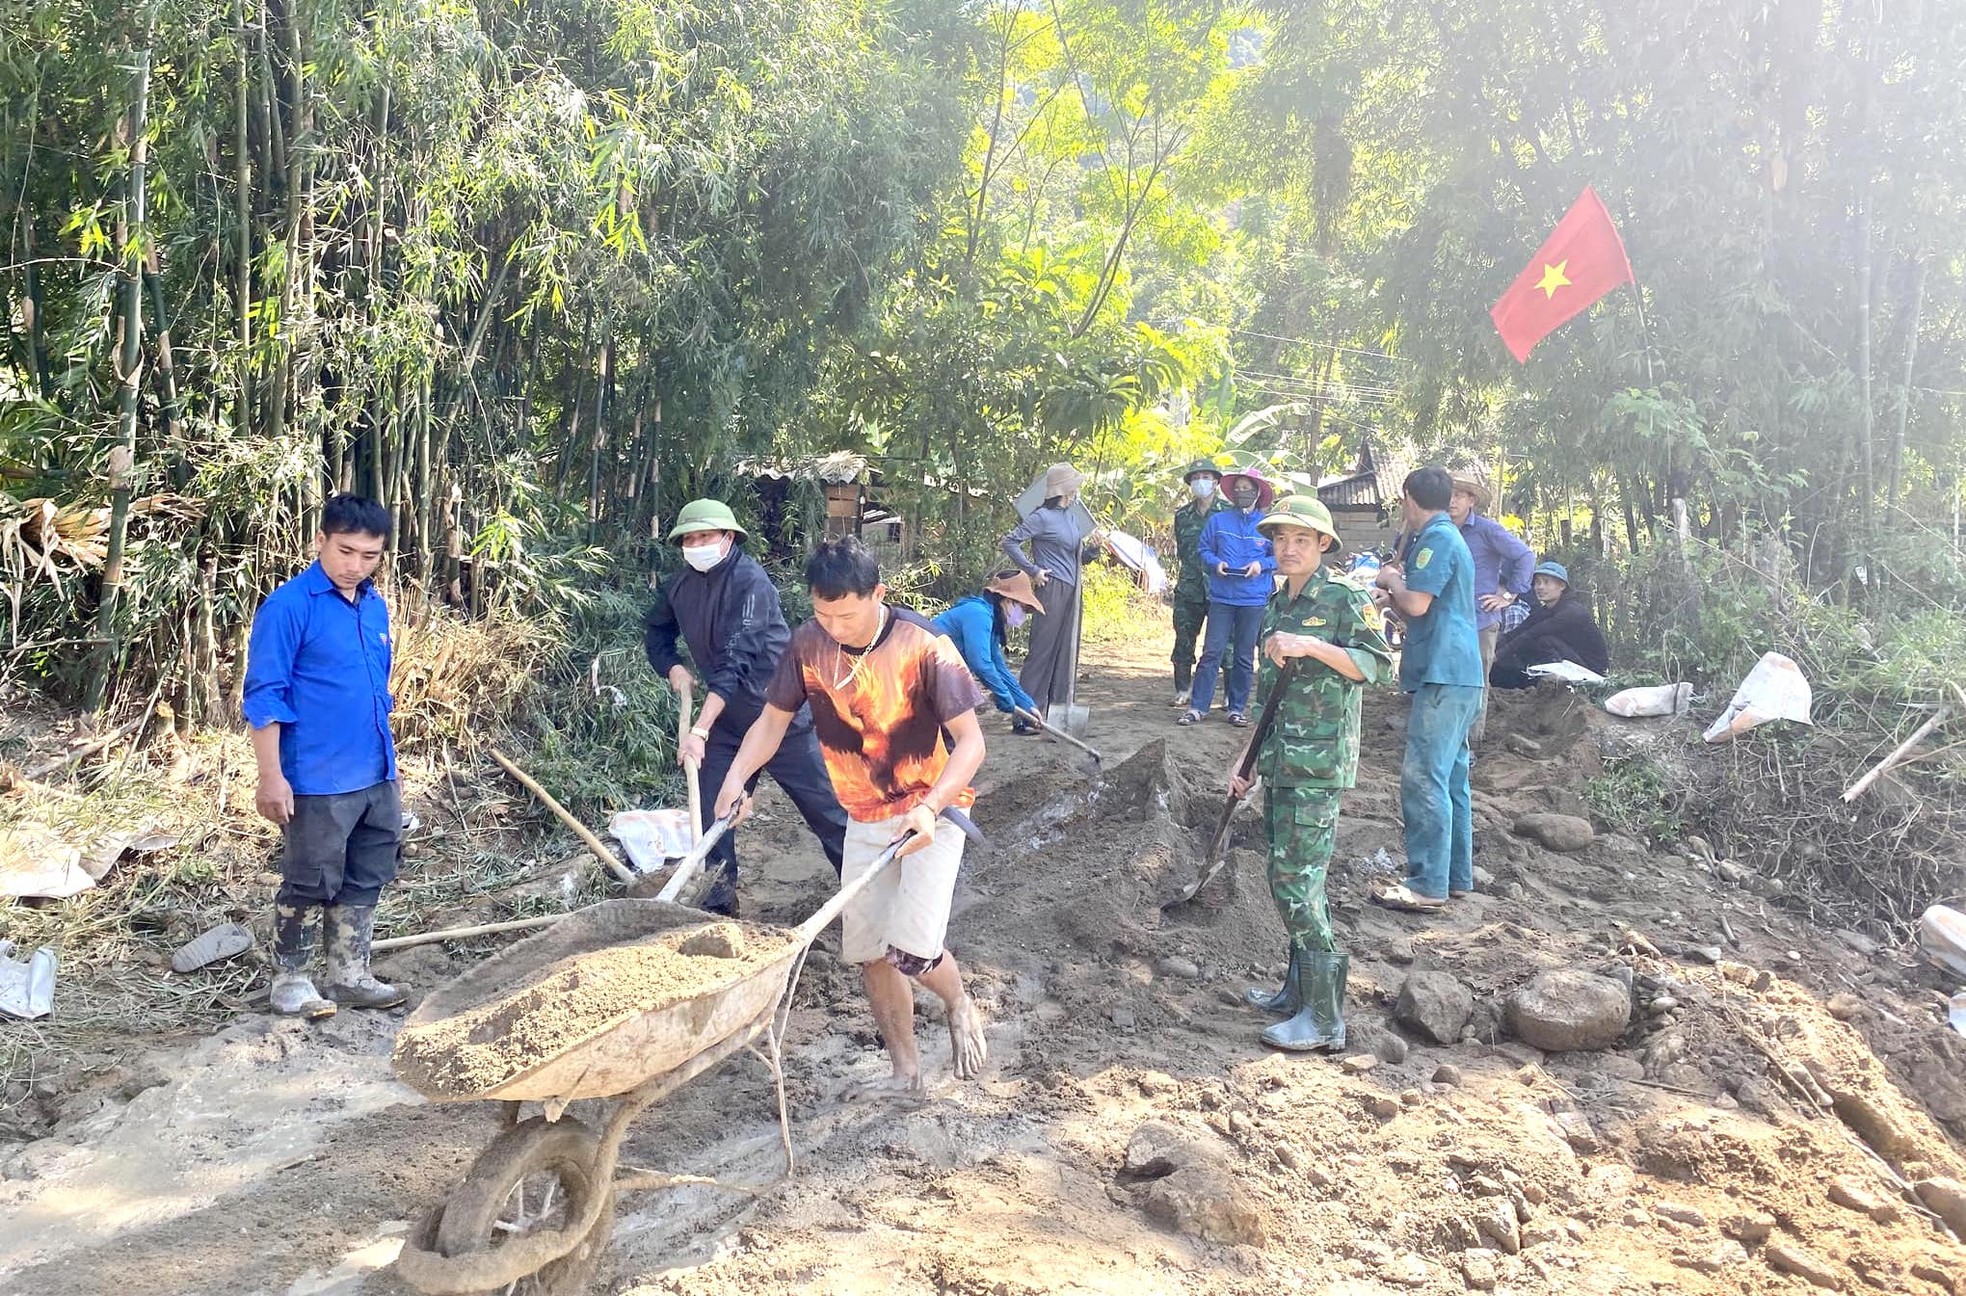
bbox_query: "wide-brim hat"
[666,498,749,542]
[1181,458,1223,483]
[983,569,1044,613]
[1043,463,1085,499]
[1258,494,1340,548]
[1449,466,1493,512]
[1222,468,1276,512]
[1533,560,1570,586]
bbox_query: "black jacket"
[1493,593,1609,675]
[644,548,800,735]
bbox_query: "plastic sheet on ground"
[1918,903,1966,979]
[1524,660,1606,684]
[0,822,92,899]
[1605,682,1694,717]
[0,939,57,1020]
[1100,529,1168,595]
[609,809,697,874]
[1702,651,1813,743]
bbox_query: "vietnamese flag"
[1489,186,1635,363]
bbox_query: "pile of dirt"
[392,914,797,1097]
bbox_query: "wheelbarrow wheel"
[435,1115,615,1296]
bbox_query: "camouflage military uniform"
[1171,496,1224,691]
[1254,571,1394,952]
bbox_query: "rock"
[1826,992,1862,1021]
[1553,1111,1600,1152]
[1520,1221,1566,1247]
[1910,1260,1958,1290]
[1912,1177,1966,1238]
[1512,812,1596,852]
[1677,1240,1750,1276]
[1472,865,1496,887]
[1833,1091,1918,1161]
[1367,1095,1401,1119]
[1716,859,1753,886]
[1506,970,1632,1052]
[1400,1088,1424,1107]
[1504,733,1544,758]
[1137,1164,1268,1246]
[1122,1122,1194,1176]
[1592,1054,1646,1083]
[1473,1200,1521,1254]
[1372,1030,1411,1065]
[1342,1054,1379,1075]
[1110,1008,1136,1031]
[1386,937,1416,965]
[371,944,452,986]
[1379,1254,1433,1287]
[1720,1211,1775,1245]
[1835,929,1882,957]
[1653,1201,1707,1227]
[1827,1176,1899,1223]
[1687,945,1726,964]
[1396,971,1476,1046]
[1155,955,1201,980]
[1433,1063,1464,1087]
[1459,1249,1500,1290]
[1765,1242,1843,1290]
[1718,961,1756,985]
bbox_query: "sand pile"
[393,914,799,1097]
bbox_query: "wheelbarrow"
[390,832,913,1296]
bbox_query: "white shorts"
[839,812,965,966]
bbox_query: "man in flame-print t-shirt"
[717,537,989,1102]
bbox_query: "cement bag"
[1702,652,1812,743]
[1918,904,1966,979]
[1605,682,1694,718]
[608,809,696,875]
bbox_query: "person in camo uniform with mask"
[1230,495,1393,1052]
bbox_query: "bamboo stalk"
[372,914,565,952]
[1842,705,1950,803]
[488,747,634,883]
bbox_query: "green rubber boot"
[1260,951,1348,1052]
[1241,947,1300,1016]
[324,905,406,1009]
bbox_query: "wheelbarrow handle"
[655,805,740,903]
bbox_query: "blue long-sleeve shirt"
[242,561,397,796]
[932,595,1037,714]
[1198,508,1276,607]
[1459,512,1535,632]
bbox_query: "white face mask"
[1190,478,1216,500]
[682,538,727,572]
[1006,604,1028,628]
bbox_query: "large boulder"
[1121,1122,1267,1246]
[1507,970,1631,1052]
[1394,971,1475,1045]
[1513,813,1596,852]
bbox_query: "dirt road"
[3,628,1964,1295]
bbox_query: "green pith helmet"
[1259,494,1340,548]
[1182,458,1224,483]
[666,498,749,543]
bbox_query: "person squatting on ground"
[1447,465,1533,748]
[717,537,989,1099]
[1182,466,1277,728]
[1169,458,1228,708]
[643,498,849,916]
[1489,561,1610,689]
[1000,463,1103,717]
[1373,466,1485,914]
[1232,496,1393,1052]
[932,570,1046,735]
[243,493,408,1018]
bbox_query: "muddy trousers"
[1400,684,1481,901]
[1265,785,1342,954]
[277,779,402,908]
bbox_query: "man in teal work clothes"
[1371,466,1485,913]
[1169,459,1226,707]
[1231,495,1392,1051]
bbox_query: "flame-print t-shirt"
[765,607,984,822]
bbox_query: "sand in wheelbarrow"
[392,917,799,1098]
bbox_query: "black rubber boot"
[324,905,405,1009]
[699,860,740,917]
[269,904,336,1018]
[1260,951,1348,1052]
[1241,947,1300,1016]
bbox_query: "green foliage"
[1584,754,1683,846]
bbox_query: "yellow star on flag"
[1536,260,1572,299]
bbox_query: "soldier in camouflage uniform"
[1170,459,1226,706]
[1230,495,1393,1051]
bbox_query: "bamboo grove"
[6,0,1966,720]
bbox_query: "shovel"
[1013,707,1103,767]
[1046,583,1090,738]
[1162,659,1299,908]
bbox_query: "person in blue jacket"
[1180,466,1277,728]
[933,570,1046,734]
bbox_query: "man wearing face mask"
[644,498,848,915]
[1169,459,1228,708]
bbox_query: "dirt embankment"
[2,635,1964,1295]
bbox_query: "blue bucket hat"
[1533,560,1570,585]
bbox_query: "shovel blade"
[1047,702,1090,738]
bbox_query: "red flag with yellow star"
[1490,187,1634,363]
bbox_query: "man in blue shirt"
[1180,467,1277,728]
[1372,467,1484,912]
[243,494,405,1017]
[1449,466,1534,747]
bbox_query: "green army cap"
[1181,458,1224,483]
[666,498,749,542]
[1259,494,1340,548]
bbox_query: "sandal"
[171,922,255,973]
[1227,712,1250,728]
[1372,883,1448,913]
[1176,710,1202,726]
